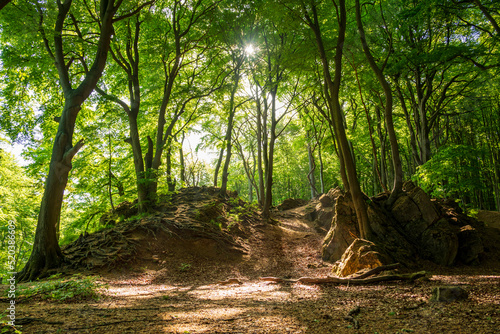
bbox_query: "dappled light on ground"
[10,199,500,333]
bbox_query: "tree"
[10,0,134,282]
[354,0,403,206]
[299,0,372,239]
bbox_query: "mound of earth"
[59,187,331,284]
[61,188,254,278]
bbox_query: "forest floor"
[4,188,500,334]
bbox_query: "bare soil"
[5,190,500,334]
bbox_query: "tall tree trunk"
[307,138,318,199]
[179,133,186,185]
[255,84,265,207]
[306,0,372,239]
[19,1,119,282]
[263,91,277,218]
[166,143,175,192]
[318,143,325,194]
[220,64,242,196]
[355,0,403,206]
[213,147,224,187]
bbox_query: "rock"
[311,187,343,230]
[322,192,360,262]
[327,187,343,201]
[391,185,439,241]
[457,225,484,265]
[367,204,416,266]
[419,218,459,266]
[315,205,335,230]
[319,194,333,207]
[430,286,468,302]
[406,183,439,224]
[277,198,308,211]
[332,239,391,277]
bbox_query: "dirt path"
[10,207,500,333]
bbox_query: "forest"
[0,0,499,333]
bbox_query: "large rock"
[315,205,335,230]
[391,182,439,241]
[390,182,458,265]
[277,198,308,211]
[321,180,486,268]
[322,192,360,262]
[419,218,459,266]
[367,203,416,266]
[313,187,344,231]
[332,239,391,277]
[457,225,484,265]
[318,194,333,207]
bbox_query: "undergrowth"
[12,273,107,302]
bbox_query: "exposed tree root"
[259,263,426,285]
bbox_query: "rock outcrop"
[331,239,391,277]
[322,192,359,262]
[322,181,486,275]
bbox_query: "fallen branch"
[349,263,400,279]
[260,271,426,285]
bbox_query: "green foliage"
[413,145,485,204]
[14,274,107,302]
[179,263,192,272]
[0,147,40,277]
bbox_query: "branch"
[113,0,154,22]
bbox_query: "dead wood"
[349,263,400,279]
[260,269,426,285]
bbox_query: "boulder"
[319,194,333,207]
[405,182,439,224]
[277,198,308,211]
[322,192,360,262]
[457,225,484,265]
[315,205,335,230]
[332,239,391,277]
[312,187,343,230]
[326,187,343,204]
[430,286,468,303]
[419,218,459,266]
[391,185,439,241]
[367,204,416,266]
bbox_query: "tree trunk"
[355,0,403,206]
[179,134,186,184]
[18,1,119,282]
[263,90,278,218]
[306,0,372,239]
[318,143,325,194]
[307,139,318,199]
[166,144,175,192]
[255,84,265,207]
[213,147,224,187]
[220,65,242,196]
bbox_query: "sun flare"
[245,44,256,55]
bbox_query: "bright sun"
[245,44,255,55]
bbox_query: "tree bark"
[19,0,119,282]
[220,60,243,196]
[305,0,372,239]
[355,0,403,206]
